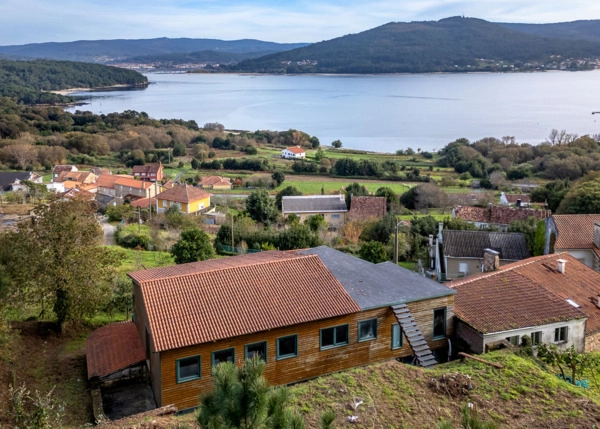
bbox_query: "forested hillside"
[0,38,308,63]
[499,20,600,43]
[231,17,600,74]
[0,59,147,104]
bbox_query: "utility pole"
[231,214,234,252]
[138,206,141,234]
[394,221,399,265]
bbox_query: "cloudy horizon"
[2,0,600,46]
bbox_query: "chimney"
[483,249,500,272]
[438,222,443,235]
[597,295,600,309]
[488,203,493,211]
[429,234,434,246]
[557,259,567,274]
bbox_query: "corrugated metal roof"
[282,195,347,214]
[442,230,530,260]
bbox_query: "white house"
[281,146,306,159]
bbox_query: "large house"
[281,146,306,159]
[499,192,530,207]
[281,195,348,226]
[451,253,600,354]
[123,246,455,410]
[51,164,78,182]
[0,172,43,192]
[155,184,211,214]
[544,214,600,271]
[432,228,530,280]
[132,164,164,182]
[452,204,551,230]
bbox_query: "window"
[245,341,267,361]
[176,355,201,383]
[358,319,378,342]
[458,262,468,274]
[331,214,340,219]
[320,324,349,349]
[531,331,542,346]
[391,324,403,350]
[506,335,519,346]
[212,348,235,366]
[433,308,446,339]
[276,334,298,360]
[555,326,568,343]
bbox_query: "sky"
[3,0,600,46]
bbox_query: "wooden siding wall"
[133,284,162,406]
[157,295,454,411]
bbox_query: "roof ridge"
[133,253,318,285]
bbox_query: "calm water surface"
[66,71,600,152]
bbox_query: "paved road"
[99,216,116,246]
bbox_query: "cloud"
[1,0,600,45]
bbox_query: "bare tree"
[4,140,37,169]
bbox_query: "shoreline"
[50,83,149,96]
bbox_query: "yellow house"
[156,184,211,214]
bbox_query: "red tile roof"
[52,164,77,174]
[199,176,232,187]
[552,214,600,249]
[285,146,305,154]
[451,253,600,335]
[157,184,211,204]
[97,174,129,189]
[348,196,387,221]
[86,322,145,379]
[115,177,153,190]
[453,205,551,225]
[129,251,361,352]
[56,171,96,183]
[130,197,156,208]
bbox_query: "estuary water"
[66,71,600,153]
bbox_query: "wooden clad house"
[128,246,455,411]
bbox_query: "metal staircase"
[391,304,438,368]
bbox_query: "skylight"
[566,299,581,308]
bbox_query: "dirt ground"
[2,322,600,429]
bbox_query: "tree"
[558,172,600,214]
[305,214,327,232]
[0,198,121,332]
[275,186,302,210]
[508,217,544,256]
[375,186,399,213]
[331,139,342,149]
[314,147,325,162]
[359,241,388,263]
[170,227,215,264]
[246,189,278,225]
[198,358,316,429]
[344,182,369,209]
[277,224,321,250]
[271,171,285,187]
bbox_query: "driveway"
[99,215,116,246]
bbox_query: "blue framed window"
[320,324,349,350]
[358,319,378,342]
[245,341,267,362]
[392,324,402,349]
[176,355,201,383]
[433,307,446,339]
[212,348,235,366]
[276,334,298,360]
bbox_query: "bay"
[66,71,600,153]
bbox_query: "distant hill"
[231,17,600,74]
[498,20,600,43]
[115,49,284,67]
[0,38,309,63]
